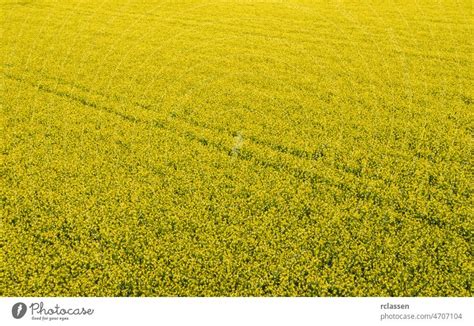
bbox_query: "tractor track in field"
[2,68,321,162]
[2,72,327,181]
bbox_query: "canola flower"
[0,0,472,296]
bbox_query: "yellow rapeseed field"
[1,0,472,296]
